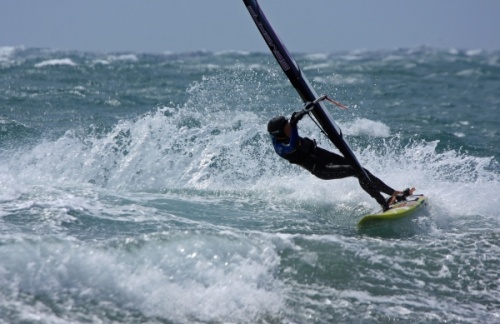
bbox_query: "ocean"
[0,46,499,323]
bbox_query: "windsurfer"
[267,111,415,210]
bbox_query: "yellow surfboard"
[358,195,427,227]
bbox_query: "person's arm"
[287,109,308,150]
[288,123,299,150]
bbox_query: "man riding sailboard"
[267,104,414,211]
[243,0,416,212]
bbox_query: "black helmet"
[267,116,288,138]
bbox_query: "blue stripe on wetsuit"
[270,124,299,157]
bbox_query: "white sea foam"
[91,59,110,65]
[0,46,16,62]
[303,62,331,71]
[0,230,284,323]
[342,118,391,137]
[34,58,77,68]
[106,54,139,62]
[3,103,496,222]
[456,69,479,77]
[304,53,329,61]
[465,49,482,56]
[383,55,404,62]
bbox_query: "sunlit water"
[1,46,499,323]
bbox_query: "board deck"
[358,195,427,227]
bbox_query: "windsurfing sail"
[243,0,370,182]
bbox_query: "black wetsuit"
[270,122,394,208]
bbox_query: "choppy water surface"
[1,46,499,323]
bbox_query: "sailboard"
[242,0,370,183]
[243,1,428,226]
[357,195,427,227]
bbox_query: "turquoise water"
[1,46,499,323]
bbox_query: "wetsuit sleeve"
[288,124,299,149]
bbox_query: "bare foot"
[388,187,416,205]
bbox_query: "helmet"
[267,116,288,138]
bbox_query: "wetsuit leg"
[361,168,395,196]
[356,170,393,207]
[309,148,356,180]
[307,147,395,207]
